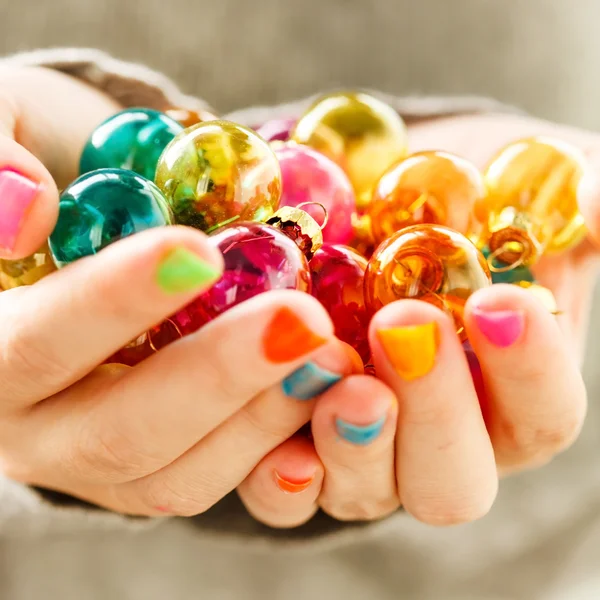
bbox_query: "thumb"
[0,66,120,259]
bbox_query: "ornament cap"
[267,205,324,260]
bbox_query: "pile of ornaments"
[0,92,584,370]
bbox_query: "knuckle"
[498,402,587,463]
[321,496,400,522]
[67,420,158,483]
[0,453,37,483]
[238,403,297,445]
[139,474,220,517]
[2,316,72,394]
[406,487,497,527]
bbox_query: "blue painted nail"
[282,362,342,401]
[335,416,386,445]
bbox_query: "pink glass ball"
[173,222,311,334]
[256,118,296,142]
[310,244,370,363]
[274,143,356,245]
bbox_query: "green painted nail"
[156,247,221,294]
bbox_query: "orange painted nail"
[273,470,314,494]
[377,322,439,380]
[263,307,327,363]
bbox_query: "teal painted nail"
[282,362,341,401]
[335,416,386,445]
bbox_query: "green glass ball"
[80,108,184,180]
[49,169,173,267]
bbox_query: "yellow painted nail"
[377,323,439,381]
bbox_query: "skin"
[0,67,593,527]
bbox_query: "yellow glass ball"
[477,137,587,266]
[291,92,408,208]
[0,243,56,290]
[365,224,491,339]
[368,151,485,245]
[155,120,282,232]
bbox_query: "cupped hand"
[0,67,369,518]
[238,113,596,528]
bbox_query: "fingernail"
[263,307,328,363]
[335,415,386,446]
[156,247,221,294]
[376,322,439,381]
[273,470,314,494]
[282,362,341,401]
[472,308,524,348]
[0,168,40,252]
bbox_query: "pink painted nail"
[473,308,525,348]
[0,168,40,252]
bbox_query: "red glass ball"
[310,244,371,364]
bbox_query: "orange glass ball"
[475,137,587,266]
[365,225,492,338]
[368,151,486,245]
[165,108,219,128]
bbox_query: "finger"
[312,376,399,521]
[408,113,600,171]
[370,300,498,526]
[0,226,223,407]
[577,149,600,246]
[0,67,120,258]
[22,295,355,488]
[238,436,323,528]
[63,341,355,515]
[464,284,587,473]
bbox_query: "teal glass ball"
[79,108,184,180]
[49,169,173,267]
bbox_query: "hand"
[237,112,595,528]
[0,68,365,517]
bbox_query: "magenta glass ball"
[274,143,356,245]
[310,244,370,363]
[171,222,311,335]
[255,118,296,142]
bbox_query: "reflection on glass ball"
[291,92,408,208]
[49,169,173,267]
[155,120,282,232]
[365,224,491,339]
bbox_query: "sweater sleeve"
[0,47,518,544]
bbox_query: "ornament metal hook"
[486,243,526,273]
[296,201,329,230]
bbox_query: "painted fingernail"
[273,470,314,494]
[377,322,439,381]
[156,247,221,294]
[0,168,40,252]
[263,307,328,363]
[282,362,341,401]
[472,308,524,348]
[335,415,386,445]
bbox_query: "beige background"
[2,0,600,129]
